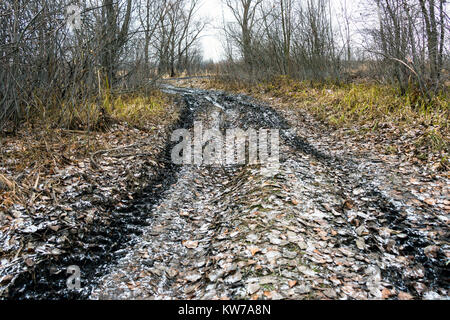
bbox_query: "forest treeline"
[0,0,206,131]
[221,0,448,95]
[0,0,448,131]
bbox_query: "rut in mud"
[3,95,193,299]
[6,86,449,300]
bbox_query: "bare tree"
[289,0,340,80]
[223,0,263,73]
[364,0,448,96]
[280,0,293,75]
[0,0,206,130]
[154,0,205,77]
[221,0,341,81]
[137,0,167,73]
[100,0,133,87]
[419,0,447,85]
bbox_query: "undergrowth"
[207,76,449,163]
[0,90,176,208]
[24,90,170,132]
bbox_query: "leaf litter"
[1,83,448,300]
[90,85,448,300]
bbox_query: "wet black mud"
[5,97,195,299]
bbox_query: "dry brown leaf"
[247,260,257,265]
[24,258,34,267]
[343,200,354,210]
[288,280,297,288]
[0,174,15,191]
[382,288,393,299]
[0,274,14,284]
[182,240,199,249]
[398,291,414,300]
[249,247,261,256]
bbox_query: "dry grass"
[205,76,449,166]
[24,89,171,131]
[0,90,177,210]
[105,91,169,129]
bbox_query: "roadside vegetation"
[210,76,448,130]
[0,91,176,212]
[205,76,448,168]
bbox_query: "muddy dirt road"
[5,85,449,300]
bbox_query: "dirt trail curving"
[5,85,449,300]
[91,85,448,300]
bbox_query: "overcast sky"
[197,0,230,62]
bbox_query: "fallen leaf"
[288,280,297,288]
[126,282,137,290]
[343,200,354,210]
[356,238,366,250]
[185,272,202,282]
[182,240,199,249]
[225,272,242,284]
[424,245,439,258]
[382,288,393,299]
[398,291,414,300]
[249,247,261,256]
[48,225,60,232]
[24,258,34,267]
[323,288,337,299]
[247,283,260,295]
[166,268,178,279]
[0,274,13,284]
